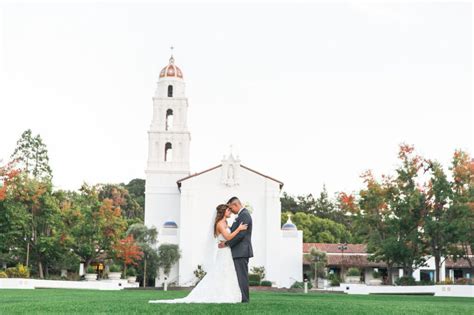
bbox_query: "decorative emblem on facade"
[221,152,240,187]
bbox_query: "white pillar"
[413,269,420,281]
[449,269,454,281]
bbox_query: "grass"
[0,289,472,314]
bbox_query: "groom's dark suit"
[226,208,253,303]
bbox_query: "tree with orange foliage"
[0,161,26,266]
[450,150,474,277]
[114,234,143,276]
[67,184,127,270]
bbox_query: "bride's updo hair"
[214,204,228,237]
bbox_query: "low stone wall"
[0,278,139,290]
[434,285,473,298]
[340,283,473,298]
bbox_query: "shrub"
[193,265,207,282]
[109,264,121,273]
[260,280,272,287]
[372,271,381,279]
[438,278,453,285]
[126,267,137,277]
[330,277,340,286]
[249,280,260,286]
[248,273,261,283]
[0,271,7,278]
[251,266,266,280]
[5,264,29,278]
[395,276,416,286]
[455,278,471,285]
[328,273,341,286]
[16,264,29,278]
[290,281,313,289]
[86,266,96,274]
[67,272,80,281]
[346,267,360,277]
[6,267,17,278]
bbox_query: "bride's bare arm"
[218,221,247,241]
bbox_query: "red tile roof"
[445,258,474,269]
[304,243,474,269]
[303,243,386,267]
[304,243,367,254]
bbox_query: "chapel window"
[166,109,174,130]
[164,142,173,162]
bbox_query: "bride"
[149,204,248,304]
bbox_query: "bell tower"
[144,53,190,232]
[146,54,190,182]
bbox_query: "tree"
[281,188,352,229]
[390,144,428,275]
[281,212,352,243]
[314,186,336,219]
[304,247,327,288]
[8,130,61,278]
[114,234,143,277]
[10,129,52,181]
[157,244,181,280]
[450,150,474,276]
[97,184,143,223]
[126,223,158,287]
[67,185,127,269]
[352,170,398,284]
[0,162,27,268]
[1,169,65,278]
[423,161,457,283]
[280,192,300,213]
[124,179,145,211]
[349,145,428,280]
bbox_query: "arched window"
[164,142,173,162]
[165,109,174,130]
[168,85,173,97]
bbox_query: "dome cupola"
[163,220,178,229]
[159,55,183,79]
[282,215,297,231]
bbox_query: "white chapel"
[144,55,302,288]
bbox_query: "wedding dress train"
[149,229,242,304]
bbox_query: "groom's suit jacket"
[226,208,253,259]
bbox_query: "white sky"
[0,2,472,196]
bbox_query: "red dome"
[159,56,183,79]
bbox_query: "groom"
[218,196,253,303]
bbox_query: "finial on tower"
[169,46,175,64]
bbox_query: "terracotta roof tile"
[445,257,474,268]
[303,243,367,254]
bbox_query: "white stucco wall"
[176,165,302,288]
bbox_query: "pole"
[304,279,308,294]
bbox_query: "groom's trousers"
[233,257,249,303]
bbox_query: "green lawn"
[0,289,472,315]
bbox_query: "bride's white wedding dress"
[149,229,242,304]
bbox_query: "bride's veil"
[201,208,218,274]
